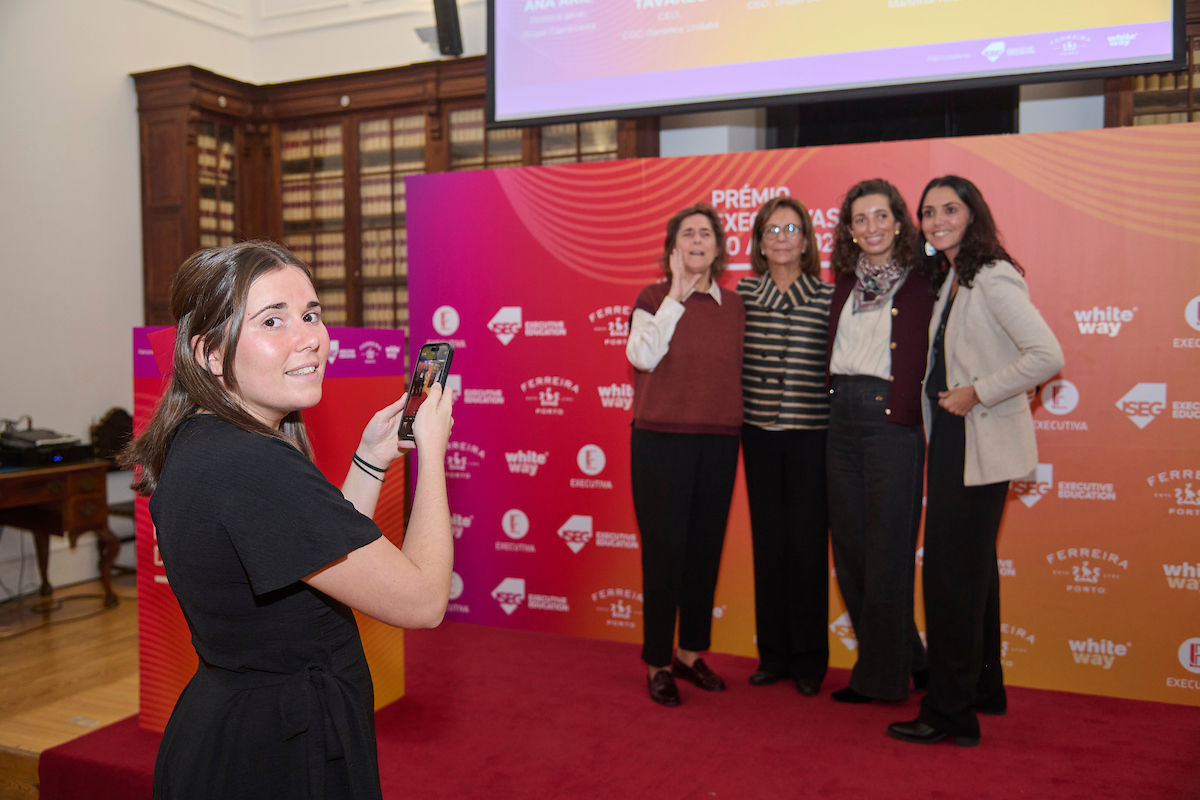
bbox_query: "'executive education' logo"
[1011,464,1053,508]
[492,578,526,615]
[558,514,593,554]
[488,306,522,345]
[829,612,856,651]
[1116,383,1166,429]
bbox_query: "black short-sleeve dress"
[149,415,383,800]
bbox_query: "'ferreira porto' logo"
[588,305,631,346]
[445,441,485,479]
[1046,547,1128,594]
[1147,468,1200,518]
[521,376,579,415]
[591,588,643,629]
[1000,622,1036,668]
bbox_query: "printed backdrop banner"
[134,326,409,732]
[406,123,1200,707]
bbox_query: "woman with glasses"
[825,178,934,704]
[626,204,745,707]
[736,196,834,696]
[888,176,1061,747]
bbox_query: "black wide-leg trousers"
[919,406,1010,739]
[826,375,927,701]
[741,424,829,682]
[631,428,739,668]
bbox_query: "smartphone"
[399,342,454,441]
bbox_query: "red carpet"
[42,621,1200,799]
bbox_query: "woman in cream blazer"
[888,176,1063,748]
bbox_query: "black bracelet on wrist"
[352,453,388,480]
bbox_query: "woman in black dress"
[123,241,454,799]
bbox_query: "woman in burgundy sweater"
[625,204,746,707]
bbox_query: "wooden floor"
[0,573,139,800]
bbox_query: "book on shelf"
[283,235,314,265]
[314,232,345,281]
[314,179,345,221]
[282,181,313,223]
[317,288,347,325]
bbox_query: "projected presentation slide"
[492,0,1175,122]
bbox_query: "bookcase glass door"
[198,120,236,248]
[540,120,619,164]
[448,107,524,171]
[281,123,348,324]
[359,114,426,330]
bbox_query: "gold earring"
[852,237,858,244]
[894,229,900,236]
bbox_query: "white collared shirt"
[830,292,893,380]
[626,281,722,372]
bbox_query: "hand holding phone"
[399,343,454,441]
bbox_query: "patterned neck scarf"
[852,253,908,314]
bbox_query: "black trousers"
[919,406,1009,739]
[826,375,927,700]
[631,428,740,668]
[742,424,829,682]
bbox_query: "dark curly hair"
[918,175,1023,290]
[830,178,920,278]
[659,204,728,282]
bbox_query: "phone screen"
[405,353,444,417]
[400,343,453,440]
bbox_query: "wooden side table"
[0,460,121,606]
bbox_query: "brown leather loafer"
[648,670,681,706]
[672,656,726,691]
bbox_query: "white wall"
[0,0,253,595]
[660,109,767,158]
[1018,80,1105,133]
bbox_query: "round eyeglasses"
[762,223,802,240]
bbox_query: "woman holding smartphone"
[123,241,454,799]
[626,204,745,707]
[889,176,1062,747]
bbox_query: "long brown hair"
[659,204,728,282]
[749,195,820,277]
[830,178,920,277]
[121,241,317,495]
[918,175,1022,289]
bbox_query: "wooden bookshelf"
[133,57,657,329]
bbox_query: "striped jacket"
[736,272,834,430]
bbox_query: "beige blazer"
[922,261,1064,486]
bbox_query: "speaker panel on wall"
[432,0,463,57]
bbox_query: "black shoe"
[795,678,821,696]
[887,720,979,747]
[912,668,929,690]
[672,656,726,691]
[647,670,681,706]
[831,686,872,704]
[749,668,786,686]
